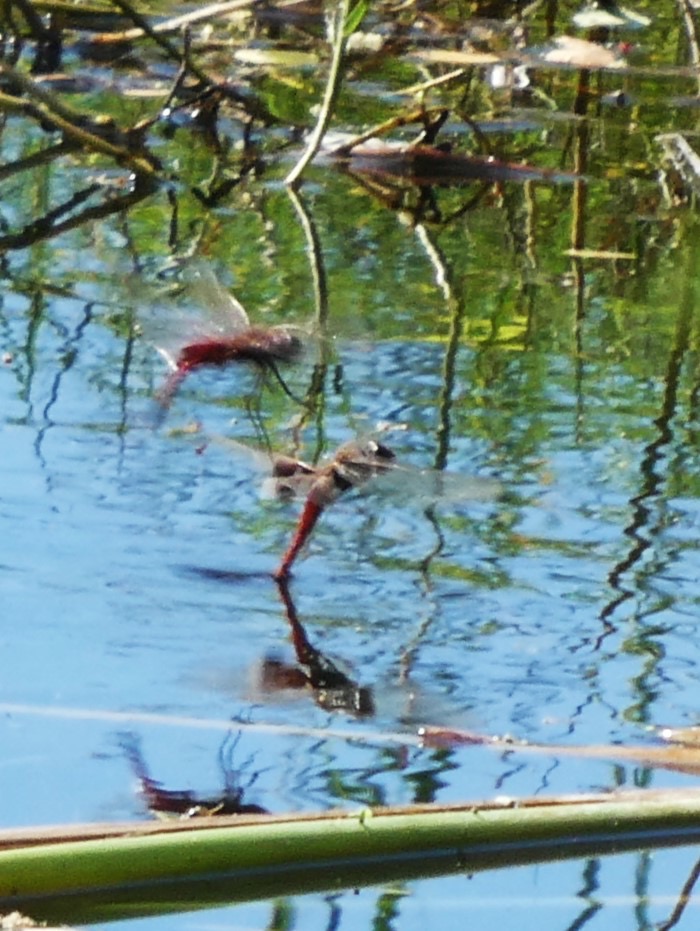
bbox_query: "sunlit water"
[3,84,700,931]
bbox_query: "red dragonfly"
[139,262,306,410]
[119,732,267,818]
[211,434,502,579]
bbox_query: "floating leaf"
[529,35,627,69]
[573,4,651,29]
[233,48,319,68]
[408,48,502,66]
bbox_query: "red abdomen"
[177,328,301,371]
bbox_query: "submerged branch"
[0,179,157,252]
[4,701,700,775]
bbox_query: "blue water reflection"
[2,178,700,931]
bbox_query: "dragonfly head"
[363,439,396,464]
[332,438,396,490]
[266,326,305,362]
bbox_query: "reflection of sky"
[2,244,700,930]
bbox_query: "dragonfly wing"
[358,464,502,506]
[135,262,247,362]
[317,438,501,506]
[204,434,317,500]
[183,261,250,334]
[205,434,276,473]
[137,299,217,363]
[261,471,317,501]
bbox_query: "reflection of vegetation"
[4,2,700,925]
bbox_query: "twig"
[0,87,157,176]
[11,0,53,40]
[1,61,100,127]
[285,0,350,186]
[286,184,329,333]
[325,106,448,157]
[33,0,122,16]
[0,62,161,174]
[0,139,75,182]
[511,0,547,22]
[0,179,156,251]
[108,0,188,58]
[90,0,258,44]
[400,68,467,98]
[106,0,214,89]
[676,0,700,95]
[0,701,420,748]
[657,854,700,930]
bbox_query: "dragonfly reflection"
[119,731,267,818]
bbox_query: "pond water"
[2,1,700,928]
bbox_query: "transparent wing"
[320,436,502,507]
[205,435,277,472]
[202,434,317,500]
[199,433,501,508]
[354,462,502,507]
[183,261,250,334]
[135,260,250,365]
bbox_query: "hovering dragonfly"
[272,438,398,579]
[138,262,306,411]
[208,434,502,579]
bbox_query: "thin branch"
[11,0,53,40]
[325,106,448,157]
[0,139,75,181]
[676,0,700,94]
[285,0,350,186]
[1,61,103,127]
[106,0,214,89]
[89,0,258,44]
[0,179,156,251]
[657,855,700,930]
[400,68,466,98]
[0,87,157,176]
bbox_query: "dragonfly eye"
[367,440,395,462]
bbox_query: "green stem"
[5,789,700,924]
[285,0,350,186]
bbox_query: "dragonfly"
[209,434,502,579]
[138,262,307,411]
[119,732,268,818]
[270,575,375,716]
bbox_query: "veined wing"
[135,261,251,368]
[205,433,500,509]
[348,459,503,507]
[308,436,502,506]
[183,261,250,334]
[203,434,318,500]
